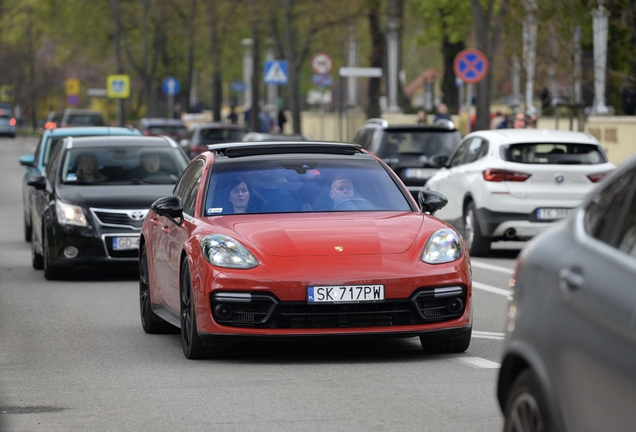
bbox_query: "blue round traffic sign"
[453,49,489,84]
[162,77,181,96]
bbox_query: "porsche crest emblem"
[334,246,344,252]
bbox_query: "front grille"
[91,208,147,229]
[275,301,414,328]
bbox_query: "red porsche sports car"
[139,141,472,359]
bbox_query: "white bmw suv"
[425,129,616,256]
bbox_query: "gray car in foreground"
[497,153,636,432]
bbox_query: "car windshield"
[505,143,607,165]
[66,115,105,126]
[199,128,246,144]
[204,157,411,215]
[147,125,186,136]
[378,129,462,158]
[60,146,189,185]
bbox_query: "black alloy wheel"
[31,227,43,270]
[463,201,491,257]
[180,260,207,359]
[43,229,66,280]
[504,369,552,432]
[420,326,472,353]
[139,245,171,334]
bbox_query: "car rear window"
[0,109,13,119]
[66,115,105,126]
[505,143,607,164]
[379,129,461,158]
[204,157,411,215]
[200,128,246,144]
[148,125,186,136]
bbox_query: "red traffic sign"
[311,52,333,75]
[453,49,489,84]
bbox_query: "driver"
[330,176,354,207]
[138,153,176,180]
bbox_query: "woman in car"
[75,152,107,183]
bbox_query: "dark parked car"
[497,153,636,431]
[60,109,106,127]
[19,126,142,243]
[180,122,246,158]
[352,118,462,199]
[138,117,187,140]
[27,135,189,280]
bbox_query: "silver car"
[497,153,636,431]
[0,107,17,138]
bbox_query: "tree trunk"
[367,0,384,119]
[250,3,260,133]
[283,0,301,134]
[388,0,406,110]
[208,0,223,121]
[111,0,125,126]
[470,0,510,130]
[442,38,464,114]
[185,0,196,112]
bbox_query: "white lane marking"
[451,357,501,369]
[473,281,511,297]
[473,330,506,341]
[471,260,514,275]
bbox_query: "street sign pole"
[168,94,174,119]
[466,84,472,135]
[339,74,344,141]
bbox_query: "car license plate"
[536,208,573,220]
[112,236,140,250]
[404,168,438,179]
[307,285,384,303]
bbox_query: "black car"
[352,118,462,199]
[180,122,246,158]
[27,135,190,279]
[60,109,106,127]
[138,117,187,140]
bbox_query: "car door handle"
[161,226,170,234]
[150,217,161,226]
[558,267,584,291]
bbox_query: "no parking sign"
[453,49,489,84]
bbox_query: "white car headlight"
[55,200,87,227]
[201,234,258,269]
[421,228,462,264]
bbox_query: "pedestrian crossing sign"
[264,60,288,85]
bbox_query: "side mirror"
[151,196,184,225]
[418,190,448,215]
[19,154,36,167]
[27,176,47,191]
[427,154,449,168]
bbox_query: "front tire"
[43,229,66,280]
[504,369,553,432]
[420,326,472,353]
[139,245,172,334]
[180,259,207,359]
[463,202,491,257]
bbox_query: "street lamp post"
[522,0,537,112]
[386,17,401,113]
[588,0,613,115]
[241,38,253,107]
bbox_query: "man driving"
[330,176,354,207]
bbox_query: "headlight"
[201,234,258,269]
[55,200,87,227]
[421,228,462,264]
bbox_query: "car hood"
[229,212,424,256]
[57,184,174,209]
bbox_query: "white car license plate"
[404,168,438,179]
[307,285,384,303]
[112,236,140,250]
[536,208,573,220]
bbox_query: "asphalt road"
[0,135,521,432]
